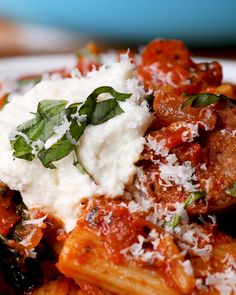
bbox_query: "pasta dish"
[0,40,235,295]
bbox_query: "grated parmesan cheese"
[220,128,236,137]
[146,137,169,157]
[22,214,47,227]
[180,122,199,142]
[158,154,199,192]
[205,267,236,295]
[120,230,164,263]
[180,260,194,276]
[200,163,207,171]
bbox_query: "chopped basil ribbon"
[181,93,235,109]
[170,213,181,228]
[73,147,96,182]
[183,191,205,207]
[169,191,205,228]
[10,86,131,169]
[226,182,236,198]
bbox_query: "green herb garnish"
[181,93,235,109]
[10,99,68,161]
[226,182,236,198]
[170,213,181,228]
[169,191,205,228]
[183,191,205,207]
[10,86,131,169]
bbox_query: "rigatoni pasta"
[58,226,180,295]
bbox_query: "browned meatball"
[198,130,236,212]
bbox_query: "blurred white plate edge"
[0,55,235,84]
[0,55,75,79]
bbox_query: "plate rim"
[0,54,235,83]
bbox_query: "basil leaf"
[68,102,82,110]
[170,213,181,228]
[73,159,87,174]
[226,182,236,198]
[77,96,96,123]
[69,119,87,141]
[37,100,67,119]
[73,156,92,178]
[11,119,46,160]
[17,100,66,139]
[17,117,40,132]
[11,118,45,160]
[12,138,34,160]
[26,120,47,141]
[39,113,65,142]
[73,149,97,182]
[91,99,123,125]
[168,191,205,228]
[38,136,74,168]
[181,93,228,109]
[38,118,87,168]
[73,148,93,179]
[10,86,132,169]
[87,86,131,102]
[11,100,68,160]
[184,191,205,208]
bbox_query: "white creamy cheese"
[0,57,152,231]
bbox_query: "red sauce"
[173,142,202,166]
[79,199,159,264]
[152,88,217,129]
[138,39,222,94]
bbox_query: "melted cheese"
[0,58,152,231]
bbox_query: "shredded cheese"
[121,229,164,263]
[158,154,199,192]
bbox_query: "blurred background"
[0,0,236,58]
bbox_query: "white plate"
[0,54,75,80]
[0,55,235,83]
[195,57,236,84]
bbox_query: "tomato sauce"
[79,198,159,264]
[138,39,222,94]
[138,39,236,215]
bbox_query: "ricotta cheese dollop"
[0,56,152,231]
